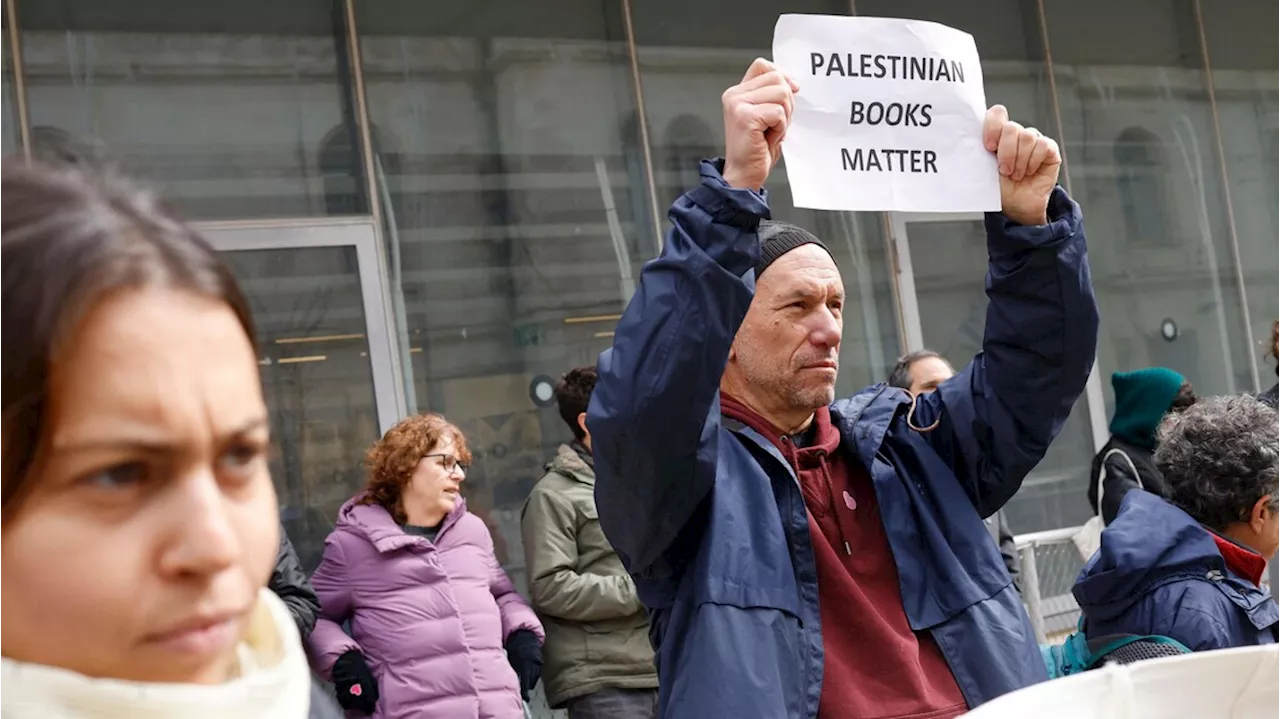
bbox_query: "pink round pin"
[843,490,857,511]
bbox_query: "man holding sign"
[588,49,1097,719]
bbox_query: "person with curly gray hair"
[1073,395,1279,651]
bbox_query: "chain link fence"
[1016,526,1087,644]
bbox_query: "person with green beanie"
[1087,368,1197,524]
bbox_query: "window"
[1113,126,1174,248]
[355,0,656,590]
[19,0,366,219]
[1201,1,1278,389]
[1047,0,1250,402]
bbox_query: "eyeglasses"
[425,454,469,473]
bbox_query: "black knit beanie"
[754,220,834,279]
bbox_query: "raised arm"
[587,59,797,576]
[912,107,1100,517]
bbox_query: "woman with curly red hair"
[306,413,544,718]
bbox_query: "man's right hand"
[721,58,799,190]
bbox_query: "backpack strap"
[1083,633,1192,669]
[1042,630,1191,678]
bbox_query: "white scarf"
[1,588,312,719]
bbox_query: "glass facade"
[17,0,367,218]
[7,0,1276,566]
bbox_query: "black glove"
[331,649,379,716]
[504,629,543,701]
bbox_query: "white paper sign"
[772,14,1001,213]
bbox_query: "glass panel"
[18,0,366,220]
[858,0,1096,533]
[631,0,901,395]
[2,7,17,155]
[221,246,381,571]
[1201,2,1278,390]
[1045,0,1251,404]
[356,0,656,590]
[906,219,1097,532]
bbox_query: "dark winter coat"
[587,160,1099,718]
[1074,490,1279,650]
[1259,383,1278,409]
[270,527,322,640]
[1087,437,1168,526]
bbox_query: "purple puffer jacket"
[306,496,543,719]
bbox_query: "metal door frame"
[889,211,1110,455]
[196,218,403,435]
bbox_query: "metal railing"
[1016,526,1087,644]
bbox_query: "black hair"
[554,366,597,441]
[1170,380,1198,412]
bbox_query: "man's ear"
[577,412,589,440]
[1250,495,1273,532]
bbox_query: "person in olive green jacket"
[521,366,659,718]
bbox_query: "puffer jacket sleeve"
[305,532,362,678]
[485,528,544,643]
[269,527,321,640]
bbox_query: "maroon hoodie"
[721,394,966,719]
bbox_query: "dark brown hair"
[1169,380,1198,412]
[1,159,256,515]
[554,366,597,440]
[360,413,472,523]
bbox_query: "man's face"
[729,244,844,415]
[908,356,955,395]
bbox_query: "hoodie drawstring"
[816,451,853,556]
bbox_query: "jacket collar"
[546,443,595,486]
[0,589,311,719]
[1208,530,1267,586]
[337,494,467,553]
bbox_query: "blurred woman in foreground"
[307,413,544,718]
[0,160,336,718]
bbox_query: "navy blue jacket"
[587,160,1099,718]
[1075,490,1280,651]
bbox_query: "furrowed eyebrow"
[56,417,269,455]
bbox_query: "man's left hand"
[984,105,1061,226]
